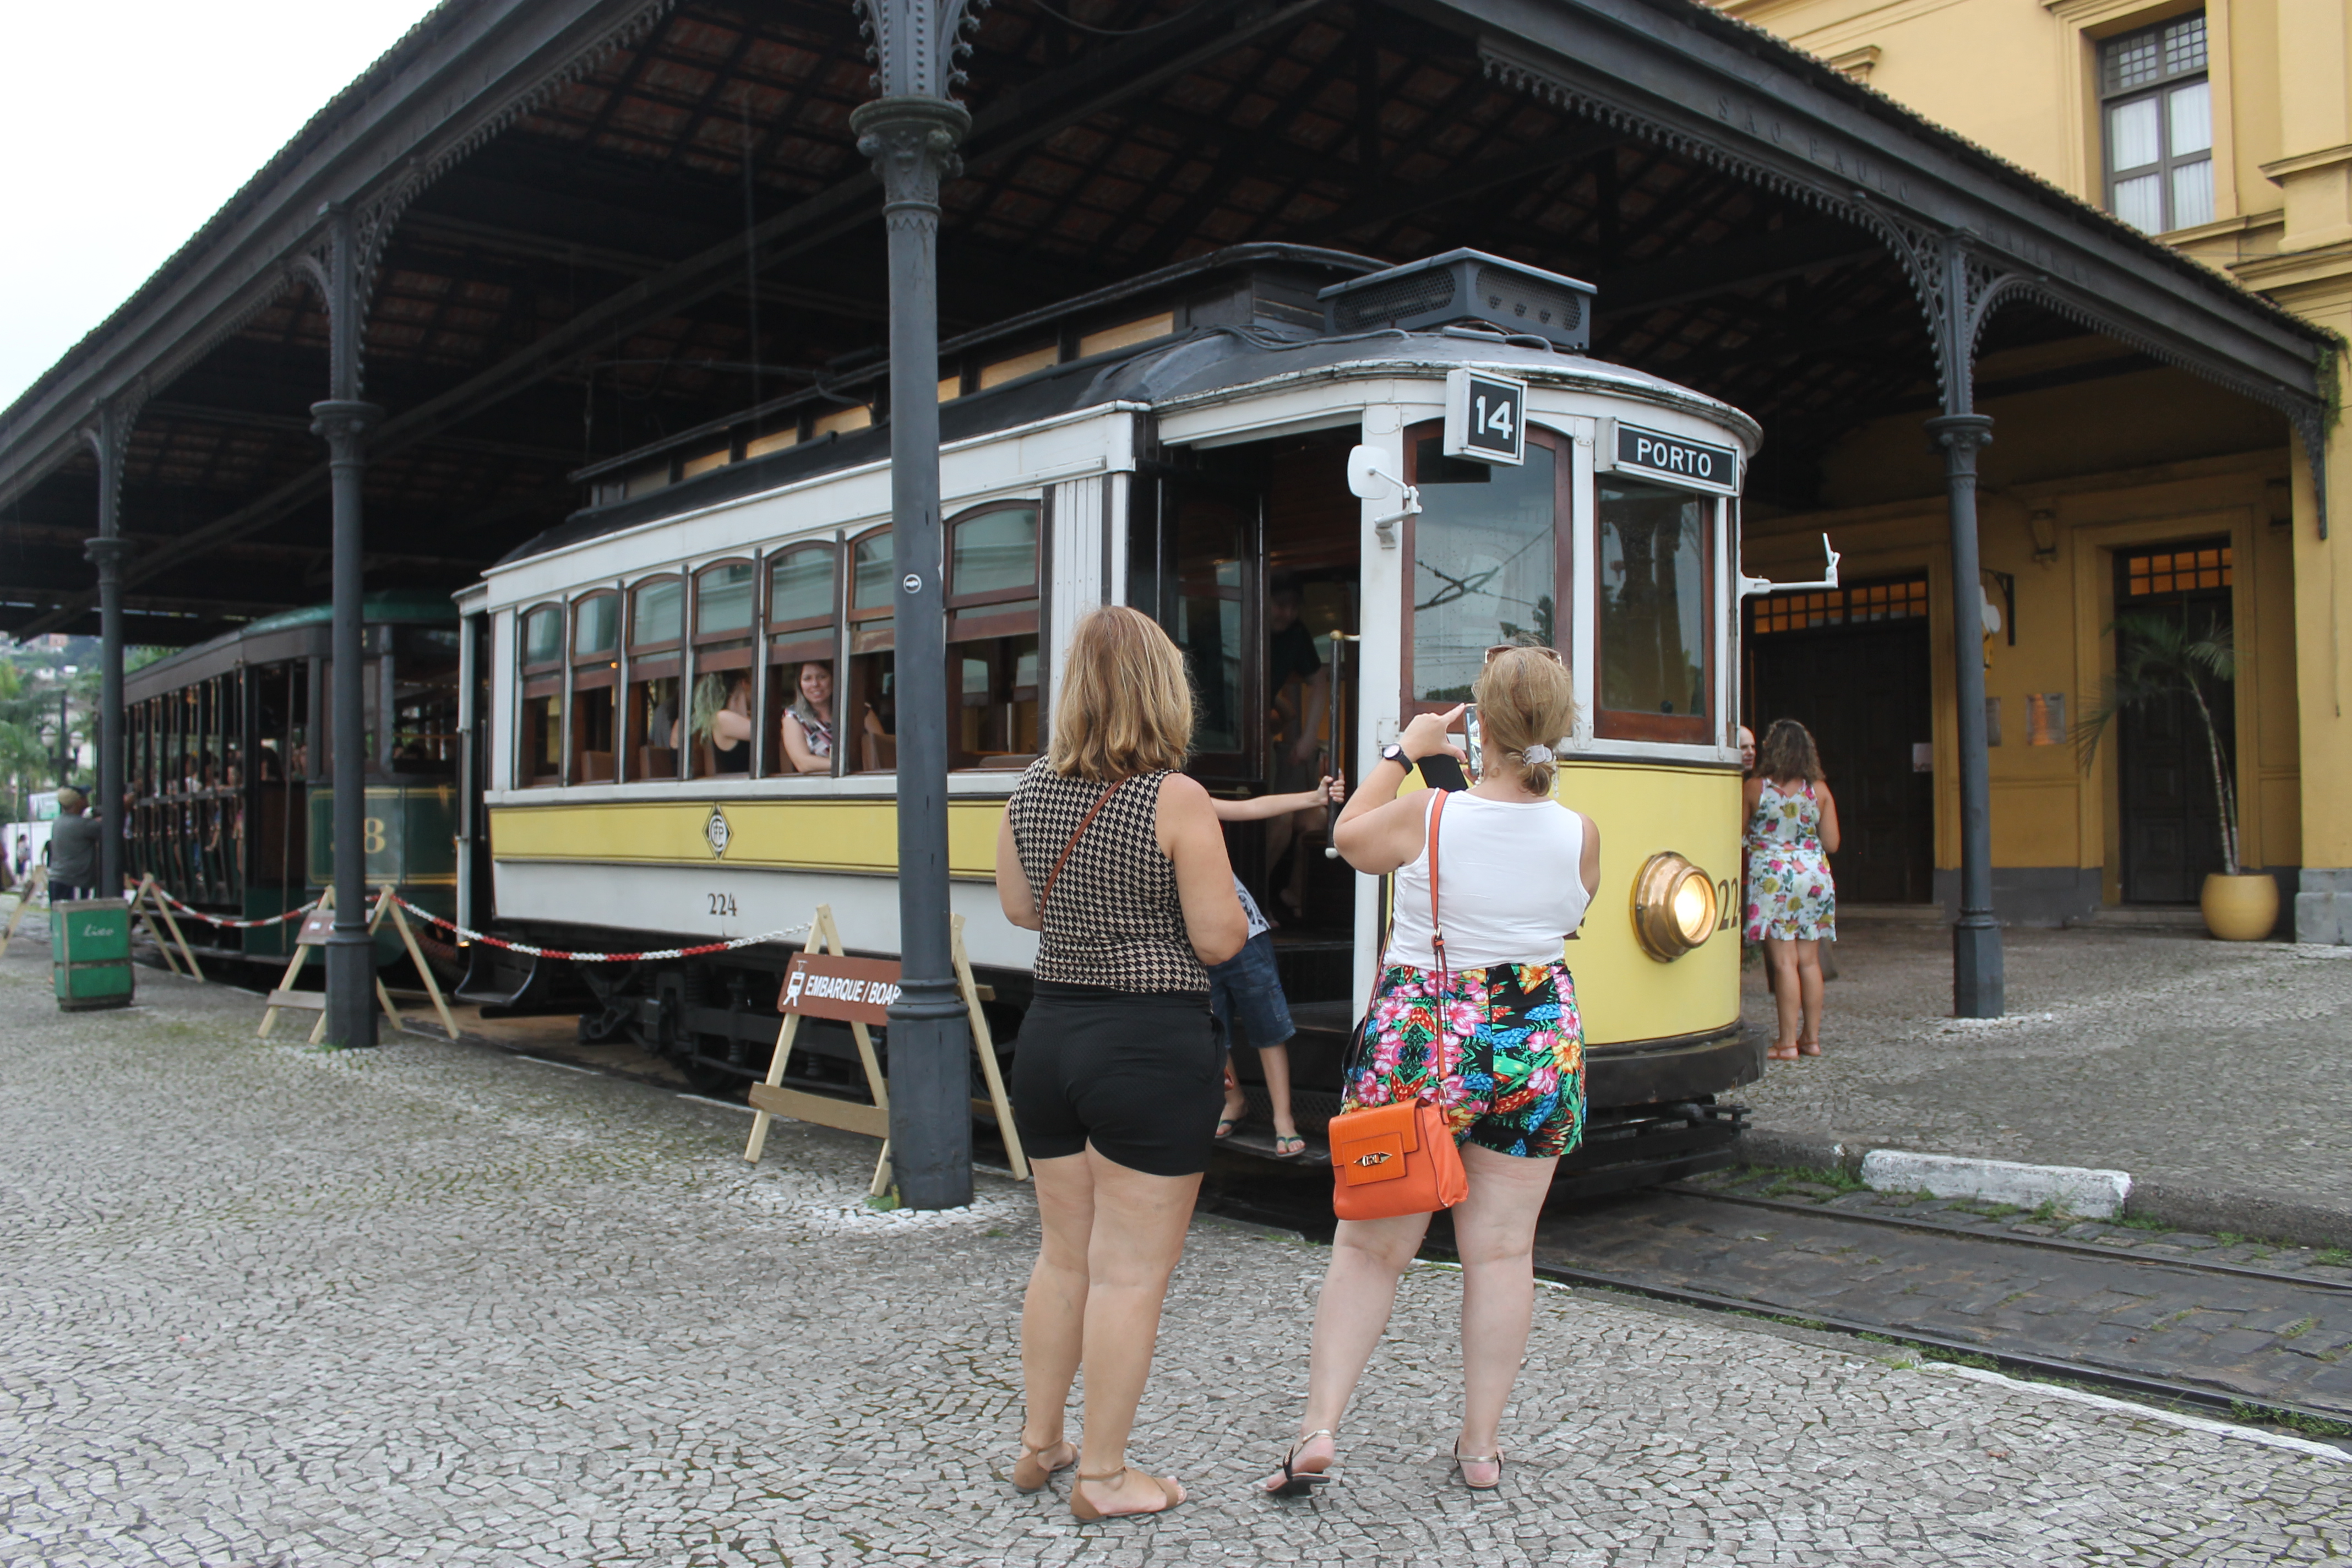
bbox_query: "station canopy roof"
[0,0,2328,643]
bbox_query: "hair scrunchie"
[1516,743,1555,766]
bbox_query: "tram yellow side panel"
[488,798,1005,878]
[1556,764,1743,1048]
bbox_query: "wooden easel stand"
[0,865,46,948]
[257,886,459,1044]
[129,874,204,981]
[743,905,1028,1193]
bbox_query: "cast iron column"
[84,407,131,895]
[854,90,974,1208]
[311,204,384,1049]
[1927,411,2002,1016]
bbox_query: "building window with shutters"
[2101,13,2212,234]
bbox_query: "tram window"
[1596,477,1712,744]
[946,504,1042,769]
[625,575,684,781]
[696,560,757,638]
[691,562,756,777]
[847,528,897,771]
[519,602,564,785]
[570,594,619,783]
[767,542,840,777]
[389,626,460,774]
[1404,431,1566,711]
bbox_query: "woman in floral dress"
[1744,718,1841,1060]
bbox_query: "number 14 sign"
[1443,368,1527,467]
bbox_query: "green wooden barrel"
[51,900,134,1011]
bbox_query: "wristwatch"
[1379,742,1411,767]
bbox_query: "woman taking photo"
[995,606,1248,1521]
[1264,645,1598,1496]
[1744,717,1839,1060]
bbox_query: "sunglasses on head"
[1483,644,1565,666]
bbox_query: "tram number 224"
[707,892,738,918]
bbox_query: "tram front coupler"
[1736,532,1842,598]
[1344,445,1420,548]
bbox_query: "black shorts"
[1011,981,1224,1177]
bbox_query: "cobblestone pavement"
[1736,924,2352,1215]
[2,927,2348,1565]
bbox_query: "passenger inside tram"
[778,659,887,775]
[691,670,753,774]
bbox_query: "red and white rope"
[153,889,322,929]
[389,894,808,962]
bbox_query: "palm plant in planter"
[2077,612,2272,937]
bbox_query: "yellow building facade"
[1717,0,2352,941]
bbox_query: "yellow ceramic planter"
[2201,873,2279,941]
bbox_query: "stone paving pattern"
[1,919,2346,1565]
[1735,925,2352,1214]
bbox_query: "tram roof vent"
[1316,249,1594,351]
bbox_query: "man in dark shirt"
[45,788,104,902]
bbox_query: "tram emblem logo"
[705,807,732,858]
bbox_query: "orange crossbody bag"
[1329,790,1468,1221]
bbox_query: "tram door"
[1144,431,1362,1011]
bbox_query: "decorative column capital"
[1924,412,1995,455]
[852,96,972,217]
[309,399,383,449]
[82,536,134,575]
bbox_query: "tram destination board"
[1443,368,1526,466]
[1605,420,1741,496]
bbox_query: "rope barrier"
[153,889,323,929]
[388,894,809,962]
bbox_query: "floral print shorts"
[1340,960,1586,1159]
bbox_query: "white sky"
[0,1,445,414]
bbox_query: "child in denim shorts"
[1207,776,1344,1158]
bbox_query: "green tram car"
[122,590,463,969]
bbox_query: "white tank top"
[1382,791,1591,970]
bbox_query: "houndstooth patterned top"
[1006,760,1209,994]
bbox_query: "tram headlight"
[1631,852,1719,962]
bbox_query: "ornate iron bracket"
[854,0,989,100]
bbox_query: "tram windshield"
[1407,429,1567,707]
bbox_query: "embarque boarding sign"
[1602,420,1741,496]
[778,953,901,1023]
[742,907,1027,1191]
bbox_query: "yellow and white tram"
[459,243,1762,1182]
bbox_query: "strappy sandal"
[1797,1040,1822,1057]
[1011,1436,1076,1494]
[1450,1440,1504,1491]
[1069,1465,1184,1521]
[1265,1429,1336,1497]
[1766,1044,1799,1061]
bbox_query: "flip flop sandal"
[1272,1134,1308,1159]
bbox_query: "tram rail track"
[1201,1163,2352,1447]
[1651,1182,2352,1294]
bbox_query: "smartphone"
[1416,752,1471,792]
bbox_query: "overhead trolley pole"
[852,0,984,1207]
